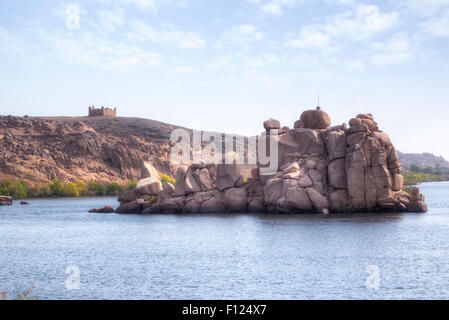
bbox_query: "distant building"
[88,106,117,117]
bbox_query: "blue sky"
[1,0,449,158]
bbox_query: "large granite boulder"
[294,107,331,130]
[306,187,329,213]
[135,177,162,195]
[326,130,347,162]
[174,166,188,196]
[246,181,265,212]
[158,183,175,200]
[196,168,213,191]
[329,190,348,212]
[0,196,13,206]
[143,196,185,214]
[216,164,243,191]
[264,178,283,205]
[141,162,161,181]
[200,190,225,213]
[185,168,201,194]
[116,199,144,214]
[263,118,281,131]
[224,187,247,212]
[284,186,313,211]
[328,158,347,190]
[408,187,427,213]
[118,189,136,203]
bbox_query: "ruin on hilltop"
[88,106,117,117]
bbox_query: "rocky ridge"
[398,151,449,170]
[0,116,177,183]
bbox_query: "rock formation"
[116,108,427,214]
[89,205,114,213]
[0,196,13,206]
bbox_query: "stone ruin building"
[114,107,428,214]
[88,106,117,117]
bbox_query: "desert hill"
[0,115,180,183]
[398,151,449,170]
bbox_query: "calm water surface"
[1,181,449,300]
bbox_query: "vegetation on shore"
[403,164,449,185]
[0,172,175,200]
[0,179,138,199]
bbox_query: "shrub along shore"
[0,173,176,200]
[0,179,138,199]
[402,165,449,186]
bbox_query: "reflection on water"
[1,181,449,299]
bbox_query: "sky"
[1,0,449,158]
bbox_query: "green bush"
[0,179,135,199]
[87,181,105,196]
[0,179,29,199]
[159,173,175,185]
[105,182,123,196]
[402,171,448,186]
[64,182,80,198]
[49,179,65,197]
[126,180,138,190]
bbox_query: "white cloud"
[209,52,279,70]
[370,33,413,66]
[124,0,157,8]
[246,0,304,16]
[286,27,330,48]
[259,2,283,15]
[97,7,125,31]
[214,24,264,48]
[370,51,412,66]
[405,0,449,17]
[345,59,365,71]
[333,5,399,39]
[37,29,162,72]
[209,55,236,70]
[0,26,24,56]
[372,33,410,52]
[95,0,190,11]
[287,5,399,49]
[175,65,195,72]
[419,9,449,38]
[247,0,353,16]
[247,53,280,67]
[128,20,206,48]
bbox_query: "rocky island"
[116,108,427,214]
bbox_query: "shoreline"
[402,171,449,186]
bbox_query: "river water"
[1,181,449,300]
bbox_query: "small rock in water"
[20,201,30,205]
[89,205,114,213]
